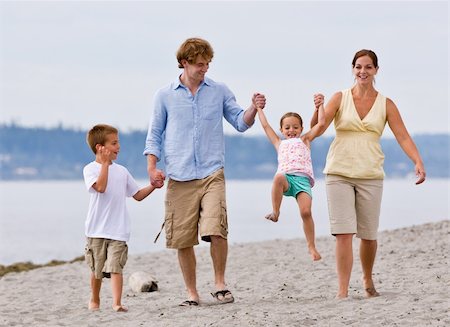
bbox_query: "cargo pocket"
[165,212,174,240]
[119,244,128,268]
[84,245,94,271]
[220,201,228,233]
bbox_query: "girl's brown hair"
[279,112,303,129]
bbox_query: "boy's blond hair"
[176,37,214,68]
[86,124,118,154]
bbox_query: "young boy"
[83,124,156,312]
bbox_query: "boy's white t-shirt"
[83,161,140,242]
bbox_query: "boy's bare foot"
[308,247,322,261]
[265,211,279,222]
[88,300,100,311]
[112,305,128,312]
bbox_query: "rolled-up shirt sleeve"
[221,83,251,132]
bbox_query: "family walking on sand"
[82,37,426,312]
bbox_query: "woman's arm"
[310,92,341,137]
[386,98,426,184]
[303,103,326,144]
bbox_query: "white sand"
[0,220,448,327]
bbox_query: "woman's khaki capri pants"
[325,174,383,240]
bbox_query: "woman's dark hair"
[352,49,378,68]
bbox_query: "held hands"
[150,169,166,188]
[314,93,325,110]
[252,93,266,110]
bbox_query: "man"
[144,37,266,306]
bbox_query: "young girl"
[256,99,325,261]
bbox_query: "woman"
[312,49,426,299]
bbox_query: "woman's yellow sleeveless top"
[323,88,387,179]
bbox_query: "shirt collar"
[173,75,211,90]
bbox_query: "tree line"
[0,124,448,180]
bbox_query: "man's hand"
[252,93,266,110]
[149,168,166,188]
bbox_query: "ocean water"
[0,179,448,265]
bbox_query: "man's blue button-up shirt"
[143,76,252,181]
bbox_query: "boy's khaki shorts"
[164,168,228,249]
[85,238,128,279]
[325,174,383,240]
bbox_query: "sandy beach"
[1,220,448,327]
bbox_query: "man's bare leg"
[178,246,199,302]
[210,236,234,303]
[210,236,227,290]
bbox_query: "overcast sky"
[0,1,448,136]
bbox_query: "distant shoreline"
[1,124,448,180]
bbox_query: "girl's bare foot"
[308,247,322,261]
[265,211,279,222]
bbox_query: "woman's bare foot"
[265,211,279,222]
[363,278,380,297]
[335,285,349,299]
[308,246,322,261]
[335,293,349,300]
[112,305,128,312]
[364,286,380,298]
[88,300,100,311]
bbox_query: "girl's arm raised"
[256,107,281,149]
[310,92,340,135]
[304,103,326,142]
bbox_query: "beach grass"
[0,255,84,277]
